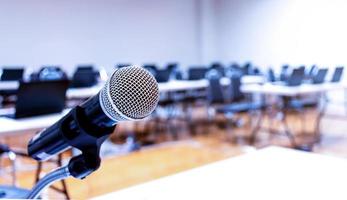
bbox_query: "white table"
[93,146,347,200]
[0,108,70,136]
[0,81,19,91]
[241,82,343,97]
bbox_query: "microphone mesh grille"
[101,66,159,121]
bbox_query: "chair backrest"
[229,73,244,101]
[76,65,94,72]
[308,65,317,77]
[312,68,328,84]
[331,67,344,82]
[116,64,132,69]
[155,69,171,83]
[188,67,208,80]
[35,66,68,81]
[242,62,252,75]
[15,80,69,118]
[1,68,24,81]
[287,67,305,86]
[71,71,97,88]
[206,70,224,104]
[143,64,157,76]
[280,65,290,81]
[210,63,225,76]
[268,68,276,82]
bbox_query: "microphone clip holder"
[64,105,116,179]
[27,106,116,199]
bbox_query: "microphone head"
[100,66,159,122]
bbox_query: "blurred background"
[1,0,347,199]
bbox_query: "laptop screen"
[15,80,69,118]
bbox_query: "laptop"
[1,68,24,81]
[3,80,69,119]
[312,69,328,84]
[331,67,344,82]
[273,67,305,86]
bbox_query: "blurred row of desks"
[0,75,263,136]
[0,75,264,99]
[0,76,345,138]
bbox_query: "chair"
[307,65,317,79]
[155,69,171,83]
[268,68,276,82]
[31,66,68,81]
[166,63,183,80]
[207,71,264,141]
[187,67,208,80]
[116,63,132,69]
[242,62,252,75]
[143,64,157,76]
[0,68,24,81]
[286,67,305,86]
[312,68,328,84]
[71,66,98,88]
[0,68,25,103]
[331,67,344,82]
[0,144,31,199]
[209,62,225,77]
[280,65,290,81]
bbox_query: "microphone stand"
[27,106,115,199]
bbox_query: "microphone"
[28,66,159,161]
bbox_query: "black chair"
[280,65,290,81]
[0,68,24,81]
[166,63,183,80]
[242,62,252,75]
[116,63,132,69]
[331,67,344,82]
[286,67,305,86]
[31,66,68,81]
[209,62,225,77]
[307,65,317,79]
[188,67,208,80]
[268,68,276,82]
[0,68,25,102]
[71,66,98,88]
[155,69,171,83]
[206,72,264,140]
[312,68,328,84]
[206,70,225,104]
[143,64,157,75]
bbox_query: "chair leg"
[249,110,264,145]
[282,111,298,147]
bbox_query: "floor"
[1,102,347,199]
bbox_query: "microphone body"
[28,66,159,161]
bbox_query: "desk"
[0,75,264,98]
[241,82,343,96]
[93,146,347,200]
[0,75,264,136]
[0,108,70,136]
[0,81,19,91]
[241,82,344,147]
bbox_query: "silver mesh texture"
[100,66,159,121]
